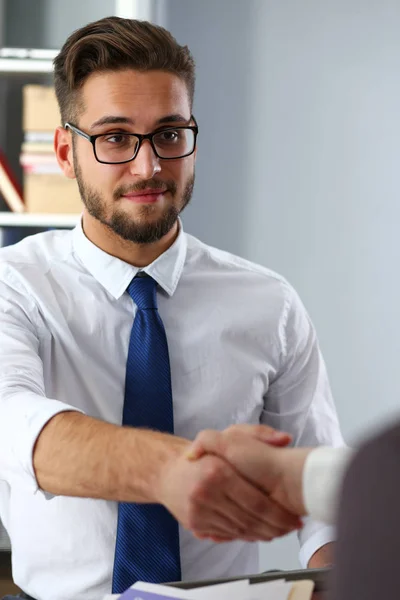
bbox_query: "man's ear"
[54,126,76,179]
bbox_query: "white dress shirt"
[0,220,344,600]
[303,447,353,525]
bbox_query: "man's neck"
[81,212,179,267]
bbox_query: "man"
[0,16,343,600]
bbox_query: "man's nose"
[128,140,161,179]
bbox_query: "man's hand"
[155,445,303,543]
[187,425,313,517]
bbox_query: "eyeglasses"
[65,117,198,165]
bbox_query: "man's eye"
[158,131,179,142]
[104,134,129,144]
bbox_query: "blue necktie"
[112,274,181,593]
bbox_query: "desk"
[0,552,330,599]
[0,551,20,595]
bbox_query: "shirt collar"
[72,218,187,299]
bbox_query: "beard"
[73,157,194,245]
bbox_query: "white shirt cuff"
[28,404,85,495]
[303,446,353,525]
[298,522,336,568]
[0,393,84,494]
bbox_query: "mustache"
[113,179,177,199]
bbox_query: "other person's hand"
[187,424,313,517]
[155,437,303,543]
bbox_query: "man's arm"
[0,276,300,542]
[33,411,187,502]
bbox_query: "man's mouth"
[121,189,167,203]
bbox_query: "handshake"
[156,425,314,544]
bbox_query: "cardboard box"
[23,85,60,131]
[24,173,82,214]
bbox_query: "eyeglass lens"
[95,128,195,162]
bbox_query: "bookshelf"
[0,48,56,74]
[0,49,81,232]
[0,49,58,230]
[0,57,54,74]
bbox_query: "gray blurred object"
[168,567,330,593]
[0,522,10,551]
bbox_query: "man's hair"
[53,16,196,125]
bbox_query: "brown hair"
[53,16,196,125]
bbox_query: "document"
[104,577,315,600]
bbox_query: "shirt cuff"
[303,446,353,525]
[28,404,85,494]
[0,392,84,494]
[298,522,337,568]
[299,522,336,569]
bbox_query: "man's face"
[70,69,195,244]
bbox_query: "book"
[21,141,55,154]
[20,153,59,165]
[25,131,55,143]
[22,164,62,175]
[20,152,61,175]
[0,149,24,212]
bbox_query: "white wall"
[163,0,400,570]
[4,0,115,48]
[42,0,115,48]
[244,0,400,446]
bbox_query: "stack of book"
[21,84,82,214]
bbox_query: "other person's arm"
[262,283,345,567]
[188,425,352,524]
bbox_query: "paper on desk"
[287,581,315,600]
[105,576,314,600]
[121,578,297,600]
[182,579,250,600]
[185,579,289,600]
[129,581,195,598]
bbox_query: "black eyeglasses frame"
[64,116,199,165]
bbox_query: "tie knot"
[127,275,158,310]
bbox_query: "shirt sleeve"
[303,447,354,524]
[261,282,345,567]
[0,268,84,493]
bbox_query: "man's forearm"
[33,411,189,502]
